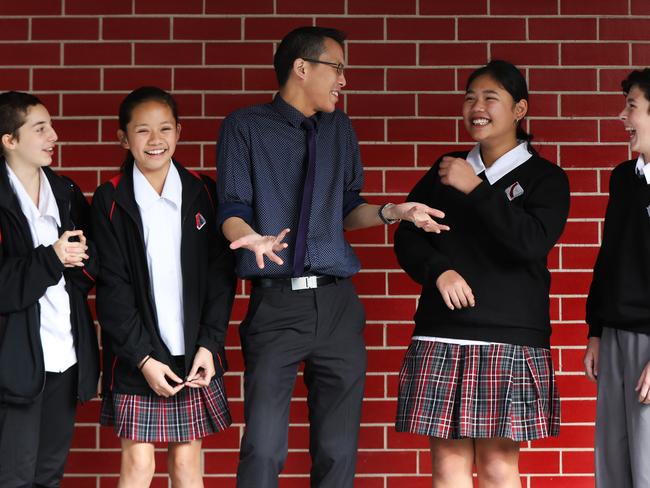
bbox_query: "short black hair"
[273,26,346,87]
[0,91,43,142]
[622,69,650,107]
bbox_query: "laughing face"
[302,37,346,115]
[462,74,527,149]
[619,85,650,159]
[1,104,57,170]
[118,99,181,176]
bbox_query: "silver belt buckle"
[291,276,318,290]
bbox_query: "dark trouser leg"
[34,364,78,488]
[236,287,315,488]
[306,280,367,488]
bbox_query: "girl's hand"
[583,337,600,383]
[438,156,483,194]
[636,361,650,404]
[185,346,215,388]
[229,228,290,269]
[140,357,185,397]
[53,230,89,267]
[435,270,475,310]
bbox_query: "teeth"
[472,118,490,126]
[331,91,339,97]
[145,149,165,155]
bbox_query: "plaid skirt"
[396,339,560,441]
[100,376,231,443]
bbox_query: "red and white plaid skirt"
[396,339,560,441]
[101,376,231,443]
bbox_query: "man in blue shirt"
[216,26,447,487]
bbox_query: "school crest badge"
[505,182,524,201]
[195,212,206,230]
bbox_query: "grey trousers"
[596,327,650,488]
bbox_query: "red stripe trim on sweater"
[82,268,95,283]
[109,201,116,221]
[110,357,118,391]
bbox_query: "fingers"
[423,206,445,220]
[275,228,290,243]
[255,249,266,269]
[60,229,84,240]
[441,290,455,310]
[583,355,596,382]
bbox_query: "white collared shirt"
[465,141,532,184]
[133,161,185,355]
[6,166,76,372]
[635,154,650,185]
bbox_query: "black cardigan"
[0,162,99,404]
[92,160,236,395]
[394,151,570,348]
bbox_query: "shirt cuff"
[342,191,367,218]
[217,202,254,228]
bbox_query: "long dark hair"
[465,60,536,155]
[118,86,179,171]
[0,91,43,164]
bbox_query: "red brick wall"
[4,0,642,486]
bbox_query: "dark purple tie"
[292,117,317,277]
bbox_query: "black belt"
[251,275,338,290]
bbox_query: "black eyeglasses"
[302,58,345,76]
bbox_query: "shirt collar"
[635,154,650,185]
[465,142,532,184]
[133,161,182,211]
[272,93,321,129]
[6,165,61,226]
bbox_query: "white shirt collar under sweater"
[465,142,532,184]
[635,153,650,185]
[6,165,76,372]
[133,160,182,212]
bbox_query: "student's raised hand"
[583,337,600,382]
[185,346,215,388]
[140,356,185,398]
[53,230,89,267]
[635,360,650,404]
[438,156,483,194]
[390,203,450,233]
[229,228,290,269]
[435,270,475,310]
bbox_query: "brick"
[560,348,590,374]
[601,18,650,40]
[135,0,202,13]
[490,43,559,66]
[135,42,202,65]
[63,94,125,116]
[387,272,420,295]
[103,17,170,40]
[532,120,598,143]
[104,68,172,90]
[419,93,464,117]
[315,17,384,41]
[367,348,405,372]
[558,222,599,245]
[175,68,242,90]
[351,119,385,142]
[561,94,622,117]
[173,17,241,40]
[349,43,416,66]
[352,271,387,294]
[529,18,597,40]
[562,247,600,271]
[277,0,344,14]
[561,0,628,14]
[349,0,416,14]
[549,270,593,295]
[0,69,30,90]
[420,43,488,66]
[357,451,418,474]
[518,451,560,473]
[632,44,650,65]
[176,118,219,142]
[561,296,588,321]
[57,170,100,193]
[387,18,454,41]
[420,0,487,14]
[52,119,100,144]
[205,93,273,116]
[599,68,630,92]
[0,19,28,41]
[65,0,131,13]
[417,144,474,166]
[61,144,125,166]
[632,0,650,14]
[459,18,525,41]
[569,195,609,219]
[560,145,628,167]
[0,0,61,14]
[387,119,455,142]
[205,42,273,65]
[346,68,384,91]
[492,0,558,14]
[385,169,428,192]
[206,0,273,13]
[243,68,277,90]
[244,17,312,41]
[360,144,415,167]
[64,43,131,65]
[387,68,454,91]
[2,43,60,66]
[564,169,598,193]
[32,18,99,40]
[529,68,596,91]
[530,476,595,488]
[562,451,594,473]
[552,324,590,347]
[364,169,384,192]
[562,43,629,66]
[347,94,415,116]
[32,68,100,91]
[600,119,628,143]
[356,247,400,269]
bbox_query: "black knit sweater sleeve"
[465,161,570,263]
[394,160,453,285]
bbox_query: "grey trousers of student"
[236,278,367,488]
[596,327,650,488]
[0,364,78,488]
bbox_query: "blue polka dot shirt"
[216,94,366,279]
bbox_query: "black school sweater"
[586,160,650,338]
[394,151,570,348]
